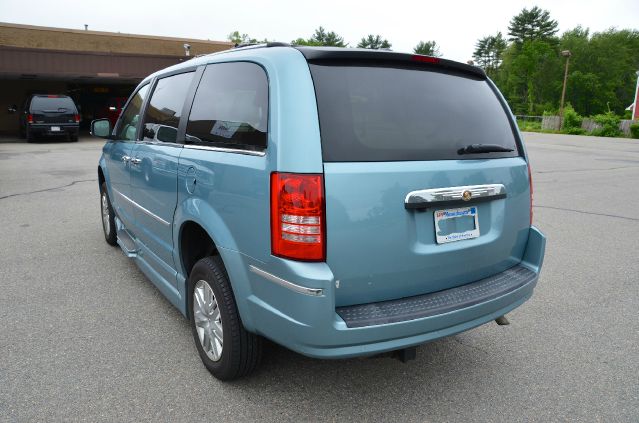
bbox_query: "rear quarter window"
[185,62,268,152]
[309,62,520,162]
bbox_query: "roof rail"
[232,41,291,49]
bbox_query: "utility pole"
[559,50,571,130]
[633,70,639,121]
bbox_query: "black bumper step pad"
[336,265,536,328]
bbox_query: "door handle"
[130,158,142,165]
[121,155,131,163]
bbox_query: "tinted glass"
[142,72,194,143]
[309,63,519,162]
[31,96,76,112]
[186,62,268,151]
[116,84,149,141]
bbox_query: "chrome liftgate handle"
[404,184,507,210]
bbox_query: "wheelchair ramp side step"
[116,229,138,258]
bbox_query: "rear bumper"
[229,226,546,359]
[28,124,79,137]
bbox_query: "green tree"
[498,39,560,114]
[585,29,639,115]
[496,7,561,114]
[357,34,391,49]
[413,40,441,57]
[292,27,347,47]
[556,27,639,116]
[508,6,559,44]
[227,31,257,45]
[493,6,639,118]
[473,32,507,79]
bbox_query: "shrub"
[517,119,542,132]
[591,112,621,137]
[630,123,639,139]
[563,126,586,135]
[561,104,583,134]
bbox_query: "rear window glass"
[308,62,519,162]
[31,96,76,112]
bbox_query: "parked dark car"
[19,95,80,142]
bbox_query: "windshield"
[309,62,520,162]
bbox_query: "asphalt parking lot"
[1,133,637,422]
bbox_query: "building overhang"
[0,46,190,83]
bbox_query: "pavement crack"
[0,179,96,200]
[535,205,639,222]
[535,165,639,175]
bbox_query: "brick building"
[0,22,231,135]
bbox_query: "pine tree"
[413,40,441,57]
[508,6,559,44]
[357,35,391,49]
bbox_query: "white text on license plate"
[434,206,480,244]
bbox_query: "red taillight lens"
[412,55,440,64]
[528,164,534,226]
[27,114,33,124]
[74,114,81,123]
[271,172,325,261]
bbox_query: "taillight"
[528,164,534,226]
[74,114,81,123]
[271,172,325,261]
[27,114,33,124]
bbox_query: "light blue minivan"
[93,44,546,380]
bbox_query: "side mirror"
[91,118,112,138]
[7,105,17,114]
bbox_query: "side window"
[116,84,149,141]
[142,72,194,143]
[186,62,268,152]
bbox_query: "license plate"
[51,126,60,131]
[434,206,480,244]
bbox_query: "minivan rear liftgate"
[305,53,531,308]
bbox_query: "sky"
[1,0,638,62]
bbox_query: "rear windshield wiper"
[458,144,514,155]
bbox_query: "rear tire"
[188,256,262,380]
[26,129,33,143]
[100,182,117,246]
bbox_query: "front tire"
[100,182,117,246]
[188,256,262,380]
